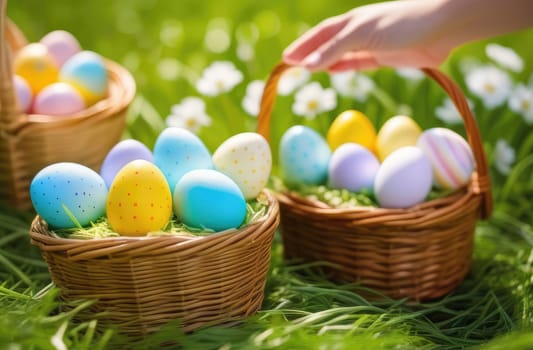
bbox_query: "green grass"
[3,0,533,349]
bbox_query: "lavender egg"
[33,82,85,116]
[374,146,432,209]
[40,30,81,67]
[328,143,380,192]
[100,139,154,188]
[13,75,32,113]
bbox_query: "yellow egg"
[14,43,59,94]
[376,115,422,161]
[326,110,377,153]
[106,160,172,236]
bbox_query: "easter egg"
[279,125,331,186]
[417,128,475,190]
[59,51,108,105]
[153,127,213,192]
[107,160,172,236]
[212,132,271,199]
[40,30,81,67]
[328,143,380,192]
[376,115,422,161]
[327,110,377,152]
[30,162,107,228]
[13,75,32,113]
[33,82,85,116]
[14,43,59,93]
[173,169,246,232]
[374,146,432,209]
[100,139,154,188]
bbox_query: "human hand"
[283,0,533,72]
[283,0,451,72]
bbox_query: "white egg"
[374,146,433,209]
[212,132,271,200]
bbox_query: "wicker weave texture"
[0,0,136,209]
[257,62,493,301]
[30,190,280,336]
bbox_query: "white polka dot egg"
[213,132,271,199]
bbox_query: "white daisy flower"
[494,139,515,175]
[242,80,265,117]
[196,61,243,96]
[465,65,512,109]
[166,97,212,133]
[396,68,425,81]
[278,67,310,96]
[435,97,474,125]
[508,84,533,124]
[292,82,337,119]
[330,71,375,102]
[485,43,524,73]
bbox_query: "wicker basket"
[0,0,136,210]
[29,190,279,336]
[257,62,493,301]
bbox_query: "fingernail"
[304,52,321,66]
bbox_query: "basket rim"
[274,176,484,229]
[29,189,279,248]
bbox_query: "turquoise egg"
[59,50,108,105]
[154,127,213,192]
[279,125,331,186]
[30,162,108,228]
[173,169,246,232]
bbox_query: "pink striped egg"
[416,128,475,190]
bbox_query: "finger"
[327,48,446,72]
[301,24,363,71]
[283,16,348,65]
[327,51,380,72]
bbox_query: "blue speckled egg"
[153,127,213,192]
[30,162,108,228]
[279,125,331,186]
[173,169,246,232]
[100,139,154,188]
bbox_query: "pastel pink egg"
[33,82,86,116]
[40,30,81,67]
[416,128,475,190]
[13,75,33,113]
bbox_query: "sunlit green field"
[2,0,533,349]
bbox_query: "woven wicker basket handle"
[256,62,492,219]
[0,0,27,126]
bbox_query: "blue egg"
[279,125,331,186]
[30,162,108,228]
[154,127,213,192]
[100,139,154,188]
[59,50,107,104]
[173,169,246,232]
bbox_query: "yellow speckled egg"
[326,110,377,153]
[107,160,172,236]
[212,132,271,200]
[376,115,422,161]
[14,43,59,94]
